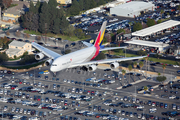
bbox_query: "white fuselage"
[50,46,97,72]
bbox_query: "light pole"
[135,86,138,100]
[34,70,35,84]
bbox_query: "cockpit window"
[52,64,57,66]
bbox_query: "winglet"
[94,21,107,47]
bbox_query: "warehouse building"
[110,1,155,18]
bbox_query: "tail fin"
[94,21,107,47]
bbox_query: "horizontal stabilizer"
[82,41,93,47]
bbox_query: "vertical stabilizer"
[94,21,107,47]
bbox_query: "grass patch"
[23,30,91,41]
[1,61,44,69]
[9,4,18,8]
[112,52,179,65]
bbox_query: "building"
[56,0,72,4]
[110,1,155,17]
[6,41,32,58]
[2,1,29,22]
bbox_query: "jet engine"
[88,65,97,72]
[110,62,119,69]
[35,53,44,60]
[45,59,53,66]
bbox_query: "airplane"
[31,21,146,73]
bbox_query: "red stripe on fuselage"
[91,46,100,60]
[94,31,101,47]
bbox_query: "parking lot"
[0,64,180,120]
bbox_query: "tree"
[157,19,162,24]
[6,30,10,36]
[94,52,106,60]
[122,69,126,86]
[139,61,144,71]
[15,31,21,37]
[117,29,125,34]
[24,33,30,38]
[144,86,148,91]
[29,1,36,13]
[145,57,148,77]
[146,18,155,27]
[78,0,84,11]
[35,0,41,13]
[154,53,161,59]
[90,0,96,9]
[36,36,41,40]
[132,22,142,32]
[64,49,71,54]
[1,0,12,10]
[53,18,60,34]
[0,52,8,63]
[137,50,147,56]
[128,65,132,83]
[133,61,137,82]
[48,0,58,8]
[156,76,166,84]
[69,0,80,15]
[160,9,164,18]
[39,2,50,34]
[162,64,166,76]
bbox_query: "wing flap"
[100,46,127,51]
[31,42,61,59]
[69,56,147,68]
[82,41,93,47]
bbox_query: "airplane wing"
[69,56,147,68]
[100,46,127,51]
[82,41,93,47]
[31,42,61,59]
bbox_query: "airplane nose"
[50,66,54,72]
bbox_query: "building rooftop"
[114,1,154,12]
[9,41,27,47]
[132,20,180,37]
[6,48,21,56]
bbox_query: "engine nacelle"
[110,62,119,69]
[88,65,97,72]
[45,59,53,66]
[35,53,44,60]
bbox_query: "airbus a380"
[32,21,146,73]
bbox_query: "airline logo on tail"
[94,21,107,47]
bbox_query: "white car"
[173,65,179,67]
[30,34,36,36]
[169,95,176,99]
[43,72,49,74]
[176,56,180,59]
[49,37,55,40]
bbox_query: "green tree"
[132,22,142,32]
[133,61,137,82]
[53,18,60,34]
[74,28,85,39]
[117,29,125,34]
[162,64,166,76]
[90,0,96,9]
[128,65,132,83]
[83,0,90,10]
[70,0,80,15]
[154,53,161,59]
[160,9,164,18]
[14,55,16,59]
[0,52,8,63]
[79,0,84,11]
[39,2,50,33]
[48,0,58,8]
[137,50,147,56]
[146,18,155,27]
[35,0,42,13]
[156,76,166,84]
[144,86,148,91]
[29,1,36,13]
[157,19,162,24]
[122,69,126,86]
[139,61,144,70]
[64,49,71,54]
[94,52,106,60]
